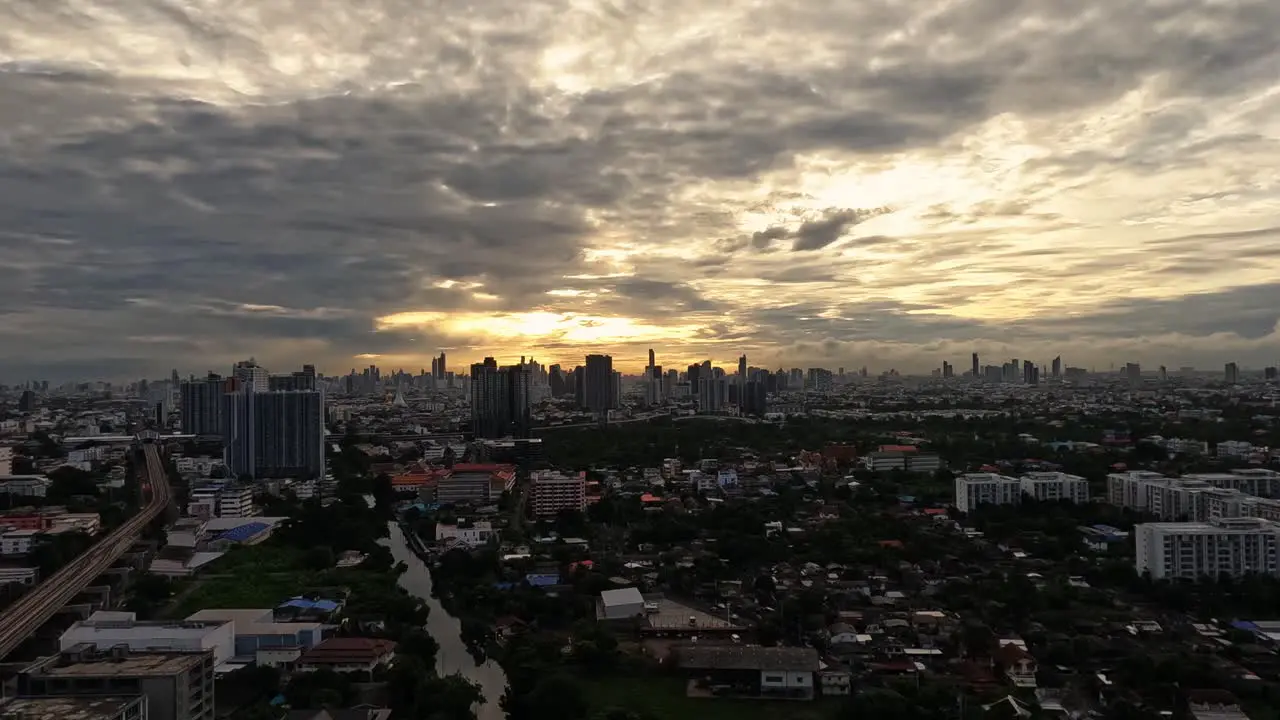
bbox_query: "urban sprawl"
[2,353,1280,720]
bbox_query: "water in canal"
[382,521,508,720]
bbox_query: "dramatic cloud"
[3,0,1280,380]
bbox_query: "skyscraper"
[223,385,326,480]
[1225,362,1240,385]
[232,359,269,392]
[181,373,229,435]
[268,365,318,391]
[742,380,767,416]
[1051,356,1062,379]
[582,354,615,416]
[436,352,447,379]
[698,360,723,412]
[737,354,748,401]
[971,352,980,378]
[470,358,533,438]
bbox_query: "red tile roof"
[299,637,396,665]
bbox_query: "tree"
[46,466,99,503]
[284,668,352,709]
[522,674,588,720]
[126,574,173,618]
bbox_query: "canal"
[383,521,508,720]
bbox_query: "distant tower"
[971,353,980,378]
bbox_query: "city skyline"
[4,2,1280,380]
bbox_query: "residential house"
[296,637,396,677]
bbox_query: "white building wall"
[59,618,236,664]
[1135,518,1280,580]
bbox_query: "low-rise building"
[16,644,214,720]
[674,645,820,700]
[863,446,942,474]
[434,464,516,505]
[60,611,236,665]
[435,521,493,547]
[0,528,41,556]
[296,637,396,676]
[185,608,324,659]
[0,695,148,720]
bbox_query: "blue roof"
[278,597,340,612]
[1091,524,1124,534]
[525,573,560,587]
[1232,621,1259,631]
[217,522,270,542]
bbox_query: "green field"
[582,676,837,720]
[164,545,315,617]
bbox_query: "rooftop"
[37,647,209,678]
[676,644,821,672]
[0,696,143,720]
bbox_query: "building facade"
[1135,517,1280,580]
[530,471,587,517]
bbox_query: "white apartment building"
[1135,517,1280,580]
[529,470,587,517]
[953,473,1022,512]
[1019,472,1090,503]
[435,521,493,547]
[1110,470,1280,521]
[188,485,257,519]
[67,446,107,465]
[0,476,49,497]
[0,446,14,475]
[1216,440,1256,460]
[1106,471,1169,510]
[0,529,40,556]
[1184,469,1280,499]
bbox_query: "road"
[0,443,171,660]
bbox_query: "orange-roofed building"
[640,493,664,504]
[879,444,918,453]
[391,468,443,492]
[436,463,517,505]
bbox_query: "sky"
[3,0,1280,381]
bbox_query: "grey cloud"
[3,0,1280,378]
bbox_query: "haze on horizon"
[3,0,1280,381]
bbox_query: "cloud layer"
[3,0,1280,379]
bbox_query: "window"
[764,675,784,683]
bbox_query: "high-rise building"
[581,354,615,415]
[1225,362,1240,385]
[436,352,447,379]
[268,365,318,391]
[16,390,35,413]
[697,360,724,413]
[180,374,229,435]
[971,352,980,378]
[222,386,326,480]
[1051,356,1062,379]
[742,380,767,416]
[645,349,662,406]
[232,359,269,392]
[686,363,703,400]
[470,358,532,439]
[737,354,748,401]
[1125,362,1142,386]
